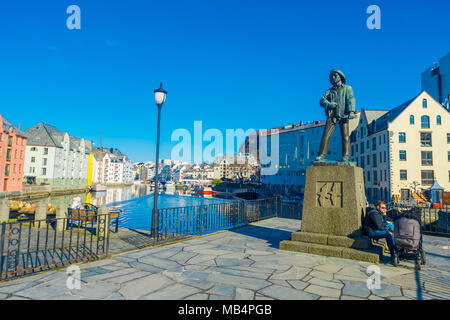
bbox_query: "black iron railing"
[389,204,450,236]
[154,197,301,244]
[0,213,111,281]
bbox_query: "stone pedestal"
[301,163,366,237]
[280,163,384,263]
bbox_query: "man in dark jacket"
[363,201,396,261]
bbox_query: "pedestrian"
[362,200,397,264]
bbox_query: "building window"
[367,140,370,150]
[421,151,433,166]
[31,147,37,151]
[399,150,407,161]
[379,136,381,144]
[6,149,11,161]
[351,145,354,156]
[360,156,365,168]
[420,132,432,147]
[448,151,450,162]
[360,142,364,154]
[372,137,376,150]
[367,171,371,182]
[44,148,48,155]
[399,132,406,143]
[437,115,441,125]
[5,164,10,177]
[31,157,35,163]
[410,115,414,124]
[367,154,370,166]
[383,134,386,144]
[373,154,377,167]
[373,171,378,184]
[379,152,382,163]
[42,168,47,176]
[422,98,427,108]
[384,170,387,181]
[384,151,386,163]
[421,170,434,186]
[8,136,12,147]
[355,144,358,153]
[448,133,450,144]
[421,116,430,129]
[43,158,47,166]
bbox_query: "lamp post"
[151,83,167,240]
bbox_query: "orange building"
[0,113,27,192]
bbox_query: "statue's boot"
[315,155,325,162]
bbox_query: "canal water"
[38,184,233,231]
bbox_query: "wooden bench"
[68,205,121,233]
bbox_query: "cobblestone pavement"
[0,218,448,300]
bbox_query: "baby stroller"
[393,208,426,269]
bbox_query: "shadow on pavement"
[229,224,293,249]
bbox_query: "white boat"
[92,184,107,192]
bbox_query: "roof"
[429,181,444,191]
[1,117,26,137]
[363,110,389,125]
[372,95,420,133]
[23,122,94,153]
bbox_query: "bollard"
[55,201,67,232]
[96,206,110,238]
[34,201,47,228]
[0,199,10,223]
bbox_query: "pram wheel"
[421,250,426,265]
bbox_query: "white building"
[22,123,93,187]
[350,91,450,203]
[91,148,133,185]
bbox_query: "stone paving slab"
[0,218,449,300]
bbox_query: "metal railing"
[154,197,301,244]
[389,204,449,236]
[0,213,111,281]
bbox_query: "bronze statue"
[315,69,356,163]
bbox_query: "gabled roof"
[372,94,421,133]
[24,122,93,153]
[363,109,389,125]
[1,117,26,137]
[23,123,61,147]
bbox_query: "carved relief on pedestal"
[316,181,343,208]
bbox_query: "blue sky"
[1,0,449,163]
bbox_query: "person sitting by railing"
[362,200,397,264]
[70,197,83,210]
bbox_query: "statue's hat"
[329,69,346,84]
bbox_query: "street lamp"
[151,82,167,240]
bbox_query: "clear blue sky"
[1,0,449,163]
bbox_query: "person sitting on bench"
[362,200,397,264]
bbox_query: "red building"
[0,113,27,192]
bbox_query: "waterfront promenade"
[0,218,448,300]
